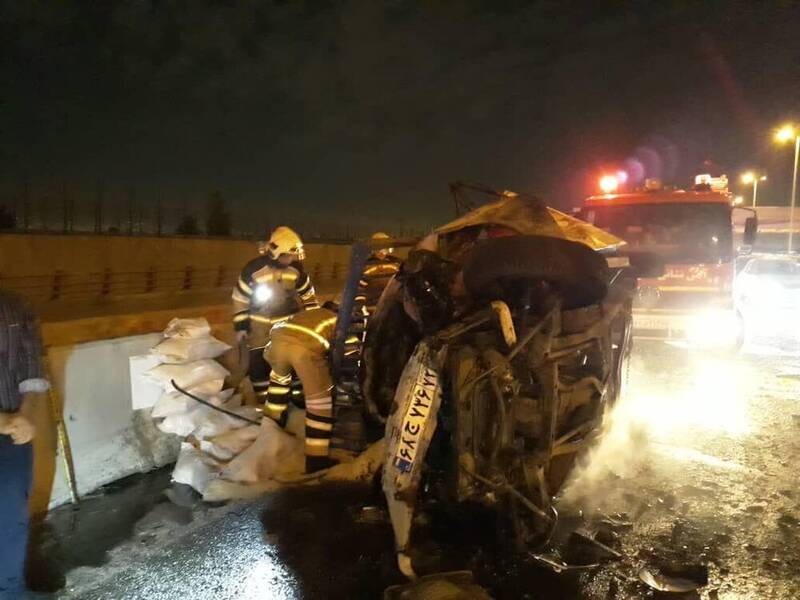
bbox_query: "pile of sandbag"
[144,317,305,497]
[145,318,236,436]
[142,318,255,493]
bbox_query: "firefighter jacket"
[268,306,337,352]
[232,255,318,346]
[354,254,402,316]
[338,254,401,403]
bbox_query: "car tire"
[462,235,609,308]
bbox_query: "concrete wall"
[0,233,351,277]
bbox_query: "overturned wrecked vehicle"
[332,184,641,578]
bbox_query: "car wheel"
[462,235,609,308]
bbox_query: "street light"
[740,171,767,207]
[775,124,800,253]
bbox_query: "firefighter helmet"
[371,231,393,257]
[267,226,305,261]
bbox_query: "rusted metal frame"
[435,309,493,344]
[460,463,553,523]
[482,349,513,469]
[553,420,598,448]
[551,438,592,457]
[557,376,604,394]
[508,305,559,360]
[462,304,559,392]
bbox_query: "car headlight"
[746,280,785,305]
[686,309,740,348]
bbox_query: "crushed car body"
[331,184,639,578]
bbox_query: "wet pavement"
[28,338,800,599]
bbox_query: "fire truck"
[577,176,757,344]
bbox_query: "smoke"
[558,355,655,514]
[558,347,754,515]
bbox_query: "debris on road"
[383,571,493,600]
[638,564,709,593]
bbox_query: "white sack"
[191,396,261,439]
[221,417,304,484]
[164,318,212,339]
[156,389,242,436]
[145,359,230,391]
[200,424,261,461]
[151,383,229,418]
[171,442,221,495]
[157,406,208,437]
[151,336,231,364]
[129,354,163,410]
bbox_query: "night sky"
[2,1,799,235]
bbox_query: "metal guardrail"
[1,260,348,304]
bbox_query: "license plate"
[632,314,679,331]
[392,367,439,474]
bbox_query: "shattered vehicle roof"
[434,194,625,251]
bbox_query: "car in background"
[734,255,800,343]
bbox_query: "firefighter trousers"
[264,340,333,463]
[248,346,304,406]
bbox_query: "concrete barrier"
[32,295,343,511]
[32,304,242,511]
[41,333,178,509]
[8,233,357,511]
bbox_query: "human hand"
[6,414,35,444]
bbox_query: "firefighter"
[232,226,318,405]
[355,232,402,315]
[264,306,338,473]
[328,233,403,454]
[345,232,402,360]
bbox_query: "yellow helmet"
[267,226,305,261]
[371,232,393,256]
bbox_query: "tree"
[0,205,15,230]
[175,214,199,235]
[206,190,232,236]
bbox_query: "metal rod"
[171,380,262,426]
[788,135,799,254]
[508,305,558,360]
[460,464,553,522]
[44,357,79,505]
[752,177,759,208]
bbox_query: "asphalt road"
[29,338,800,599]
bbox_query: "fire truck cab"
[577,178,757,345]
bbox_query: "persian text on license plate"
[392,366,439,475]
[633,314,678,331]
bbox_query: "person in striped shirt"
[0,292,49,596]
[231,226,318,405]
